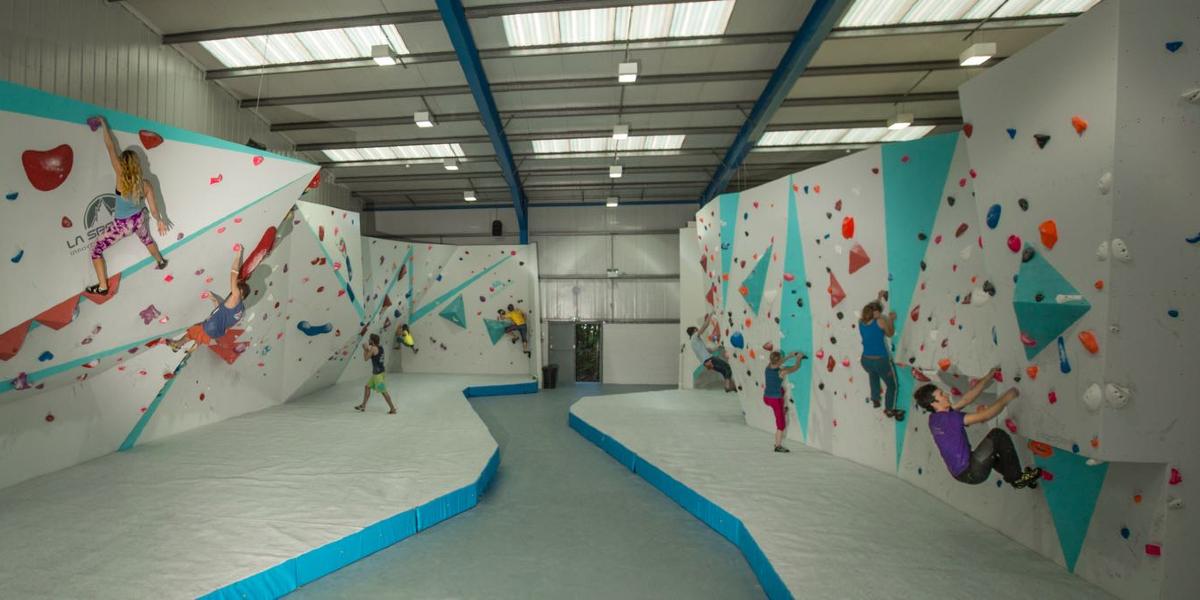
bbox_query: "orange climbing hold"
[841,216,855,239]
[1026,365,1039,379]
[739,285,749,297]
[1090,436,1100,448]
[1039,220,1058,249]
[1071,115,1088,136]
[1028,440,1054,458]
[1095,280,1104,290]
[1078,330,1100,354]
[937,358,952,371]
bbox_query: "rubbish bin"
[542,364,558,389]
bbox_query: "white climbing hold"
[1168,496,1185,510]
[1098,172,1113,195]
[1105,383,1132,409]
[1111,238,1131,262]
[1183,88,1200,105]
[1083,383,1104,411]
[1109,325,1120,334]
[971,289,990,305]
[1097,241,1109,261]
[1086,458,1105,466]
[1056,294,1084,304]
[928,329,940,341]
[834,244,843,255]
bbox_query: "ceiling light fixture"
[606,196,619,208]
[371,44,397,66]
[612,124,630,140]
[609,165,623,178]
[618,61,638,83]
[959,42,997,67]
[443,158,459,171]
[887,112,913,130]
[464,190,476,202]
[414,111,435,128]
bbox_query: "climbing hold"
[138,129,164,149]
[1169,468,1182,485]
[1185,232,1200,244]
[209,174,223,185]
[848,243,870,274]
[38,351,53,362]
[1058,336,1071,373]
[986,204,1001,229]
[1083,383,1103,411]
[1095,280,1104,290]
[61,216,73,228]
[1070,116,1088,136]
[1111,238,1131,262]
[22,144,74,191]
[955,223,968,238]
[253,155,264,166]
[782,272,794,282]
[1021,246,1036,263]
[1034,134,1051,149]
[86,116,102,130]
[1027,365,1039,379]
[297,321,332,336]
[1006,128,1017,139]
[1048,390,1057,404]
[841,216,854,239]
[826,355,835,372]
[1017,198,1029,211]
[762,342,774,352]
[1167,309,1179,318]
[962,123,973,137]
[138,305,160,325]
[11,249,24,263]
[828,272,846,307]
[937,358,951,371]
[5,192,17,201]
[1028,441,1053,457]
[1078,330,1100,354]
[1165,40,1183,53]
[1145,544,1161,557]
[730,332,745,349]
[909,305,920,322]
[1004,418,1017,433]
[1007,235,1021,253]
[1105,383,1131,409]
[1038,220,1058,249]
[1096,241,1109,260]
[1120,527,1131,539]
[946,196,956,207]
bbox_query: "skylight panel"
[799,128,849,144]
[900,0,978,23]
[757,131,804,146]
[758,127,934,146]
[838,0,913,28]
[323,149,364,162]
[531,135,686,154]
[841,0,1099,27]
[502,1,735,47]
[1026,0,1101,16]
[321,143,463,163]
[839,127,889,143]
[881,125,935,141]
[201,25,409,68]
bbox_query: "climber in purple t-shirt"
[913,367,1042,489]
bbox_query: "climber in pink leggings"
[763,350,805,453]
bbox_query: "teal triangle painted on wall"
[438,294,468,329]
[718,192,740,310]
[1033,448,1109,572]
[1012,246,1091,360]
[483,318,509,345]
[740,245,773,314]
[882,133,959,470]
[780,177,814,442]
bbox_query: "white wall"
[602,324,677,385]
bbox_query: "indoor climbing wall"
[401,244,541,379]
[0,81,319,490]
[689,2,1197,597]
[338,237,413,382]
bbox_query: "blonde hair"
[117,150,143,199]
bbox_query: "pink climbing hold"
[1020,332,1037,347]
[1007,235,1022,252]
[1169,468,1182,485]
[253,155,264,166]
[1048,390,1058,404]
[1005,418,1018,433]
[782,272,795,282]
[1041,470,1055,482]
[1145,544,1162,557]
[828,272,846,307]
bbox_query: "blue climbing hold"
[996,480,1004,488]
[730,332,745,349]
[1168,309,1179,318]
[1058,336,1071,374]
[393,309,401,318]
[435,274,443,282]
[1121,527,1131,539]
[986,204,1002,229]
[743,212,749,220]
[803,185,809,194]
[38,351,53,362]
[740,245,773,314]
[438,294,468,329]
[1185,232,1200,244]
[1013,248,1090,360]
[4,192,16,201]
[10,249,23,263]
[297,321,332,336]
[1072,443,1080,453]
[483,318,510,345]
[1166,40,1183,53]
[1006,128,1017,139]
[991,326,998,346]
[917,467,923,475]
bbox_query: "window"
[503,1,736,47]
[837,0,1099,28]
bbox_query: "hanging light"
[606,196,619,208]
[609,165,623,178]
[618,61,638,83]
[414,111,434,128]
[443,158,459,171]
[464,190,476,202]
[887,112,913,130]
[371,44,397,66]
[612,124,629,140]
[959,42,997,67]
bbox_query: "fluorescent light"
[887,113,913,130]
[443,158,459,171]
[371,44,397,66]
[609,165,623,178]
[464,190,477,202]
[531,135,685,154]
[612,124,630,140]
[618,61,639,83]
[959,42,997,66]
[414,111,434,128]
[606,196,619,207]
[502,2,734,47]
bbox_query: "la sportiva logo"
[66,193,117,256]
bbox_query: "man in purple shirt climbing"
[913,367,1042,489]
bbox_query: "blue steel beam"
[435,0,529,242]
[699,0,851,205]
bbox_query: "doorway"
[575,322,601,382]
[547,322,576,384]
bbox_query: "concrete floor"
[288,383,762,600]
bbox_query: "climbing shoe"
[1013,467,1043,489]
[774,446,790,453]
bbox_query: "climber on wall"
[356,333,396,414]
[914,368,1042,489]
[85,115,172,295]
[394,323,418,353]
[503,304,531,357]
[168,247,247,354]
[763,350,806,453]
[859,290,904,421]
[686,315,736,393]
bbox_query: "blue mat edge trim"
[568,412,793,600]
[462,380,539,398]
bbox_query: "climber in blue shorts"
[686,315,736,392]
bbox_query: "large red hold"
[22,144,74,191]
[139,129,164,149]
[240,226,278,280]
[828,272,846,307]
[848,243,871,274]
[841,216,855,239]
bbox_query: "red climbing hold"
[909,305,920,322]
[318,225,325,241]
[1071,116,1088,136]
[841,216,855,239]
[955,222,969,238]
[45,413,55,423]
[22,144,74,191]
[1005,418,1018,433]
[911,368,930,382]
[139,129,164,149]
[1028,440,1053,457]
[241,226,278,280]
[1048,390,1057,404]
[938,358,951,371]
[1007,235,1022,253]
[962,123,973,138]
[828,272,846,307]
[0,320,33,361]
[307,171,322,190]
[1078,330,1099,354]
[1039,220,1059,249]
[826,355,835,372]
[834,199,843,211]
[61,216,73,228]
[699,254,707,271]
[35,294,81,330]
[1145,544,1161,557]
[1170,468,1182,485]
[253,155,264,166]
[848,243,871,274]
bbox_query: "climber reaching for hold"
[687,315,736,393]
[394,323,418,353]
[503,304,530,357]
[860,290,903,421]
[914,368,1042,489]
[168,247,247,355]
[85,115,172,295]
[764,351,806,453]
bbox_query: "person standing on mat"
[764,350,806,453]
[85,115,171,295]
[168,247,247,354]
[503,304,530,357]
[394,323,418,353]
[913,368,1042,489]
[859,290,903,421]
[686,315,736,393]
[356,334,396,414]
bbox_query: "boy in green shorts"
[356,334,396,414]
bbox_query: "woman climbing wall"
[85,115,171,295]
[859,290,903,421]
